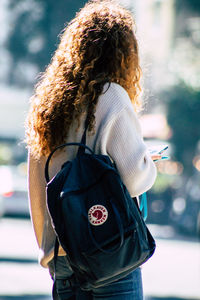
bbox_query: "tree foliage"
[166,84,200,176]
[176,0,200,12]
[6,0,87,87]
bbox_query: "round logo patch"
[88,205,108,226]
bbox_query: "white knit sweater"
[28,82,157,268]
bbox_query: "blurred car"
[0,164,30,218]
[148,186,200,238]
[2,189,29,217]
[0,195,5,217]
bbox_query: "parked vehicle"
[0,164,29,218]
[0,195,4,217]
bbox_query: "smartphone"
[149,144,168,155]
[154,156,169,162]
[149,145,169,162]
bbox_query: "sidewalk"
[0,218,200,299]
[142,238,200,300]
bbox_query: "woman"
[26,0,158,299]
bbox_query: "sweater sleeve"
[99,106,157,197]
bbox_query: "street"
[0,218,199,300]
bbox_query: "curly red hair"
[26,0,142,158]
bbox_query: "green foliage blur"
[176,0,200,11]
[166,85,200,176]
[6,0,87,87]
[162,0,200,177]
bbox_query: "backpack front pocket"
[81,227,140,286]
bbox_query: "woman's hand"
[149,145,168,162]
[151,154,162,162]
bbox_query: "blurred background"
[0,0,199,299]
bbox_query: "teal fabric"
[139,193,148,221]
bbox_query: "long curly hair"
[26,0,142,158]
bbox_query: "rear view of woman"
[26,0,158,299]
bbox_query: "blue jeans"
[48,256,143,300]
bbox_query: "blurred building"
[140,113,171,140]
[133,0,175,91]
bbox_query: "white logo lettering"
[88,205,108,226]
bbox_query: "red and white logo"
[88,205,108,226]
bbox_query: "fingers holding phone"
[149,145,169,162]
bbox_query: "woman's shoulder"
[102,82,131,102]
[94,82,138,136]
[98,82,133,114]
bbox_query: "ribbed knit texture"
[28,82,157,268]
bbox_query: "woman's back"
[28,82,156,268]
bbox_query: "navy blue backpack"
[45,122,156,291]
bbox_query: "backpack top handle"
[45,142,94,183]
[45,117,92,183]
